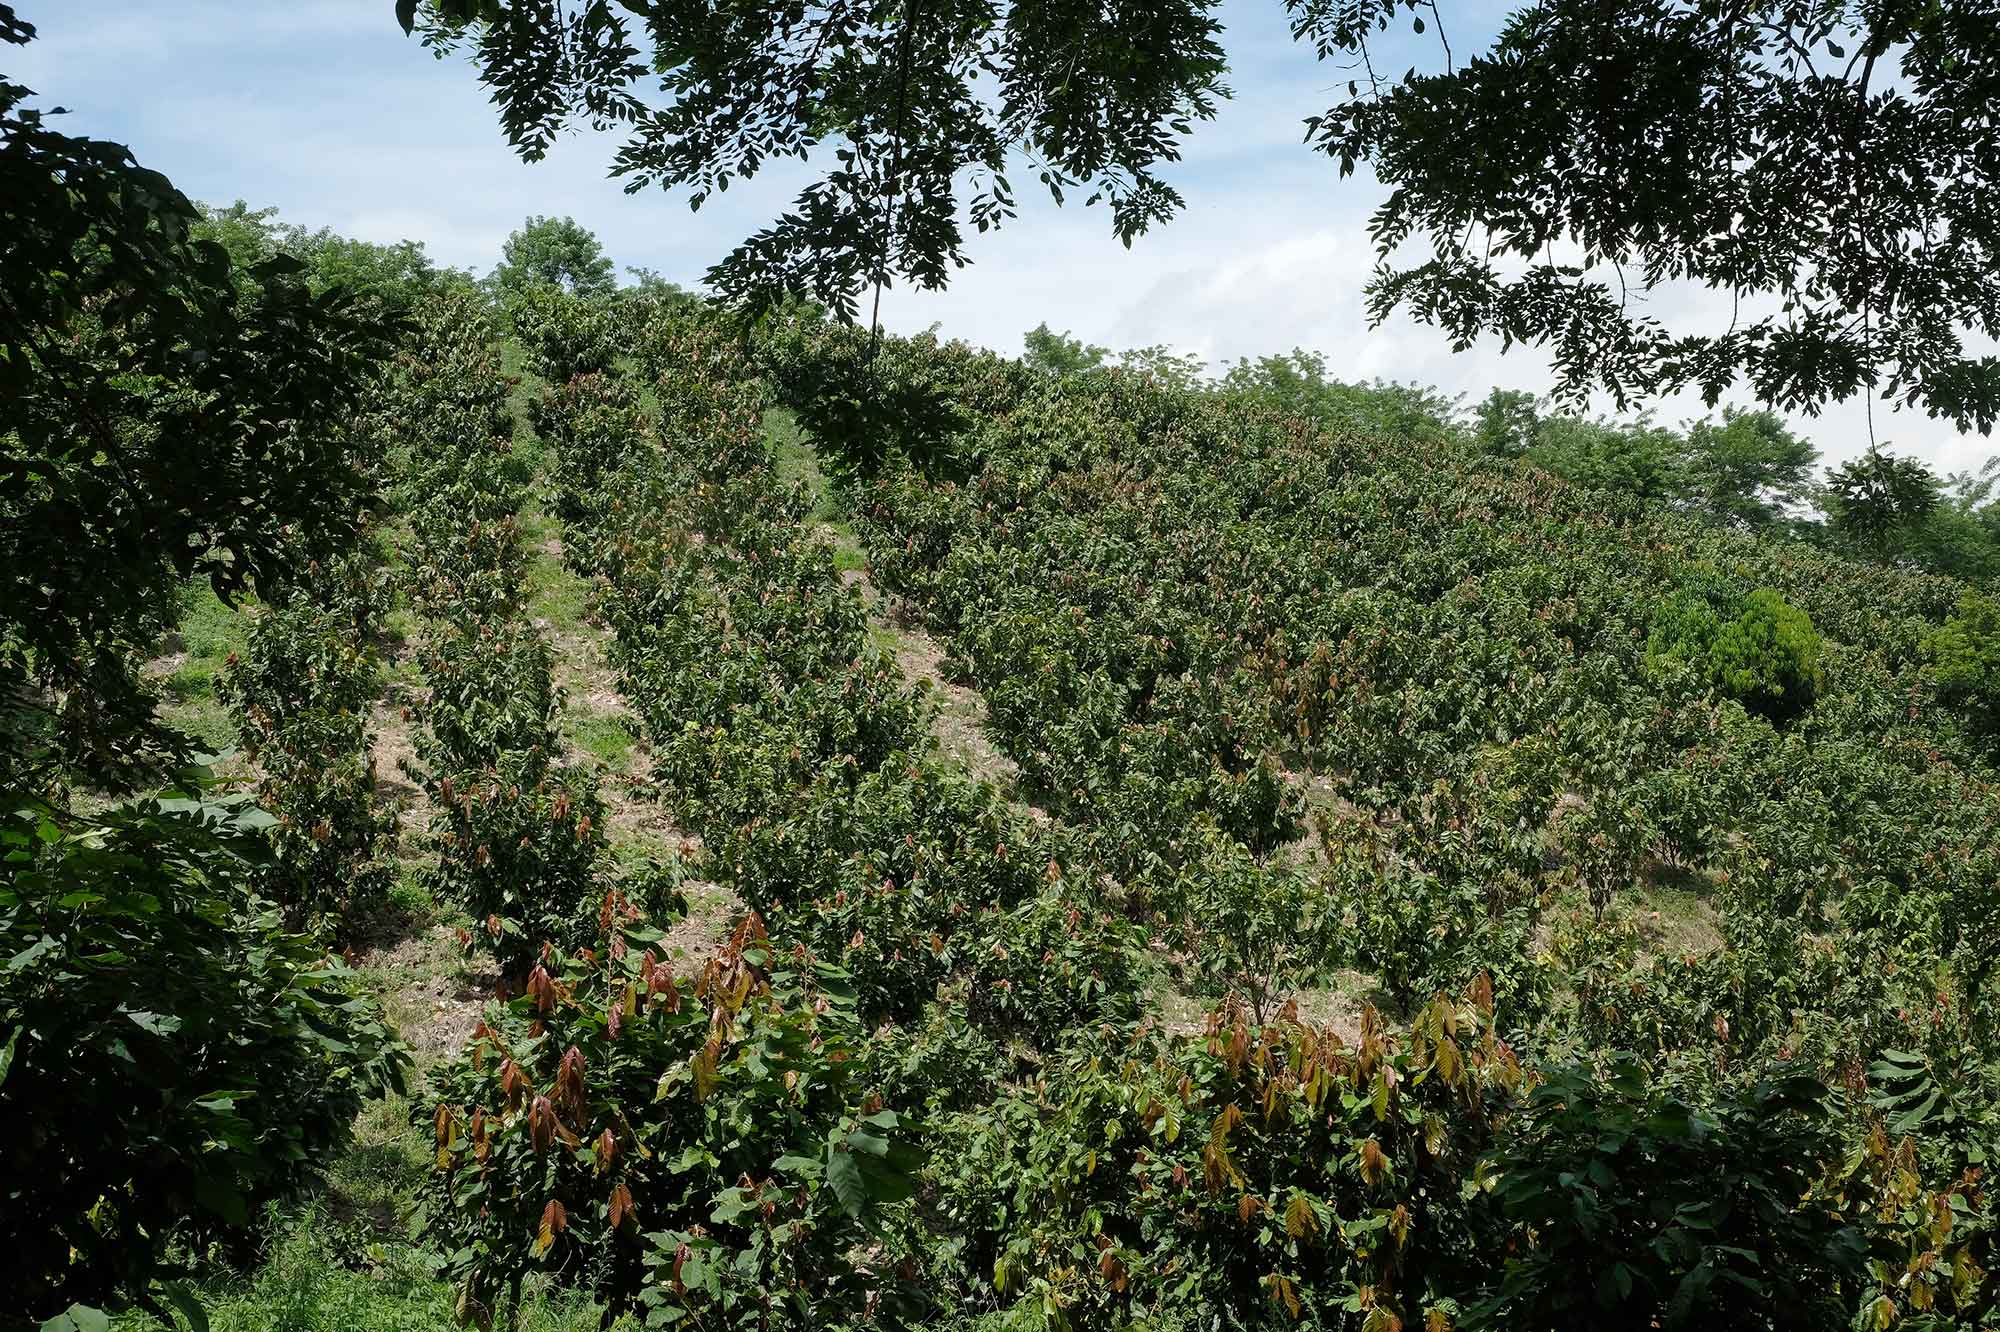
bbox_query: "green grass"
[570,711,636,770]
[1630,875,1724,959]
[118,1205,635,1332]
[520,511,593,633]
[156,580,254,754]
[864,623,903,659]
[767,409,870,566]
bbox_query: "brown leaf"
[534,1198,567,1256]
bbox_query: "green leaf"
[193,1174,250,1226]
[826,1147,866,1218]
[164,1282,210,1332]
[40,1306,111,1332]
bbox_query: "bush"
[1928,588,2000,729]
[510,284,622,385]
[1470,1059,1861,1329]
[1651,587,1822,718]
[533,373,651,527]
[416,913,923,1329]
[1708,589,1824,718]
[928,984,1522,1329]
[219,602,395,933]
[418,751,607,976]
[754,316,1026,480]
[0,788,409,1323]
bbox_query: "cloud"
[8,0,1993,471]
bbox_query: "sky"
[11,0,1993,472]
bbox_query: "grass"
[570,711,636,770]
[1630,873,1725,959]
[520,510,593,633]
[155,579,254,755]
[118,1206,635,1332]
[767,408,869,567]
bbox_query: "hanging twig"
[867,0,920,366]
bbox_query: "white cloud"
[10,0,1994,471]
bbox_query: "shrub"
[219,602,395,933]
[1469,1058,1863,1329]
[416,913,923,1329]
[929,983,1522,1330]
[754,316,1026,481]
[1651,587,1822,718]
[510,284,623,385]
[419,751,607,976]
[0,788,409,1323]
[1708,588,1824,718]
[1148,824,1345,1024]
[412,620,561,775]
[533,372,651,526]
[1928,588,2000,730]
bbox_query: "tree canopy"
[490,213,616,300]
[406,0,2000,430]
[1,14,391,791]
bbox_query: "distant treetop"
[491,214,616,300]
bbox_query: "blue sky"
[11,1,1991,470]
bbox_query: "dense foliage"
[0,788,408,1322]
[377,298,1989,1330]
[410,1,2000,430]
[13,21,2000,1312]
[418,913,923,1329]
[490,215,616,303]
[218,551,398,934]
[1,15,391,790]
[389,289,614,977]
[1,15,415,1323]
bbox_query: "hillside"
[13,287,1997,1330]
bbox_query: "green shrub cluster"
[218,550,398,934]
[754,322,1997,1325]
[483,307,1993,1328]
[0,790,409,1321]
[417,913,923,1329]
[1928,589,2000,732]
[391,291,609,977]
[1649,586,1824,719]
[509,283,623,385]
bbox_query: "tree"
[1021,322,1107,376]
[407,2,2000,430]
[197,200,447,319]
[1222,348,1460,441]
[1473,388,1539,458]
[1528,414,1685,506]
[1822,447,1943,553]
[1678,409,1819,529]
[0,24,409,1321]
[1301,0,2000,432]
[490,214,617,301]
[1929,589,2000,731]
[1,20,393,792]
[399,0,1227,319]
[281,223,446,320]
[0,785,408,1323]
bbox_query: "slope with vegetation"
[9,0,2000,1319]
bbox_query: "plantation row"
[375,293,1990,1330]
[389,290,621,975]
